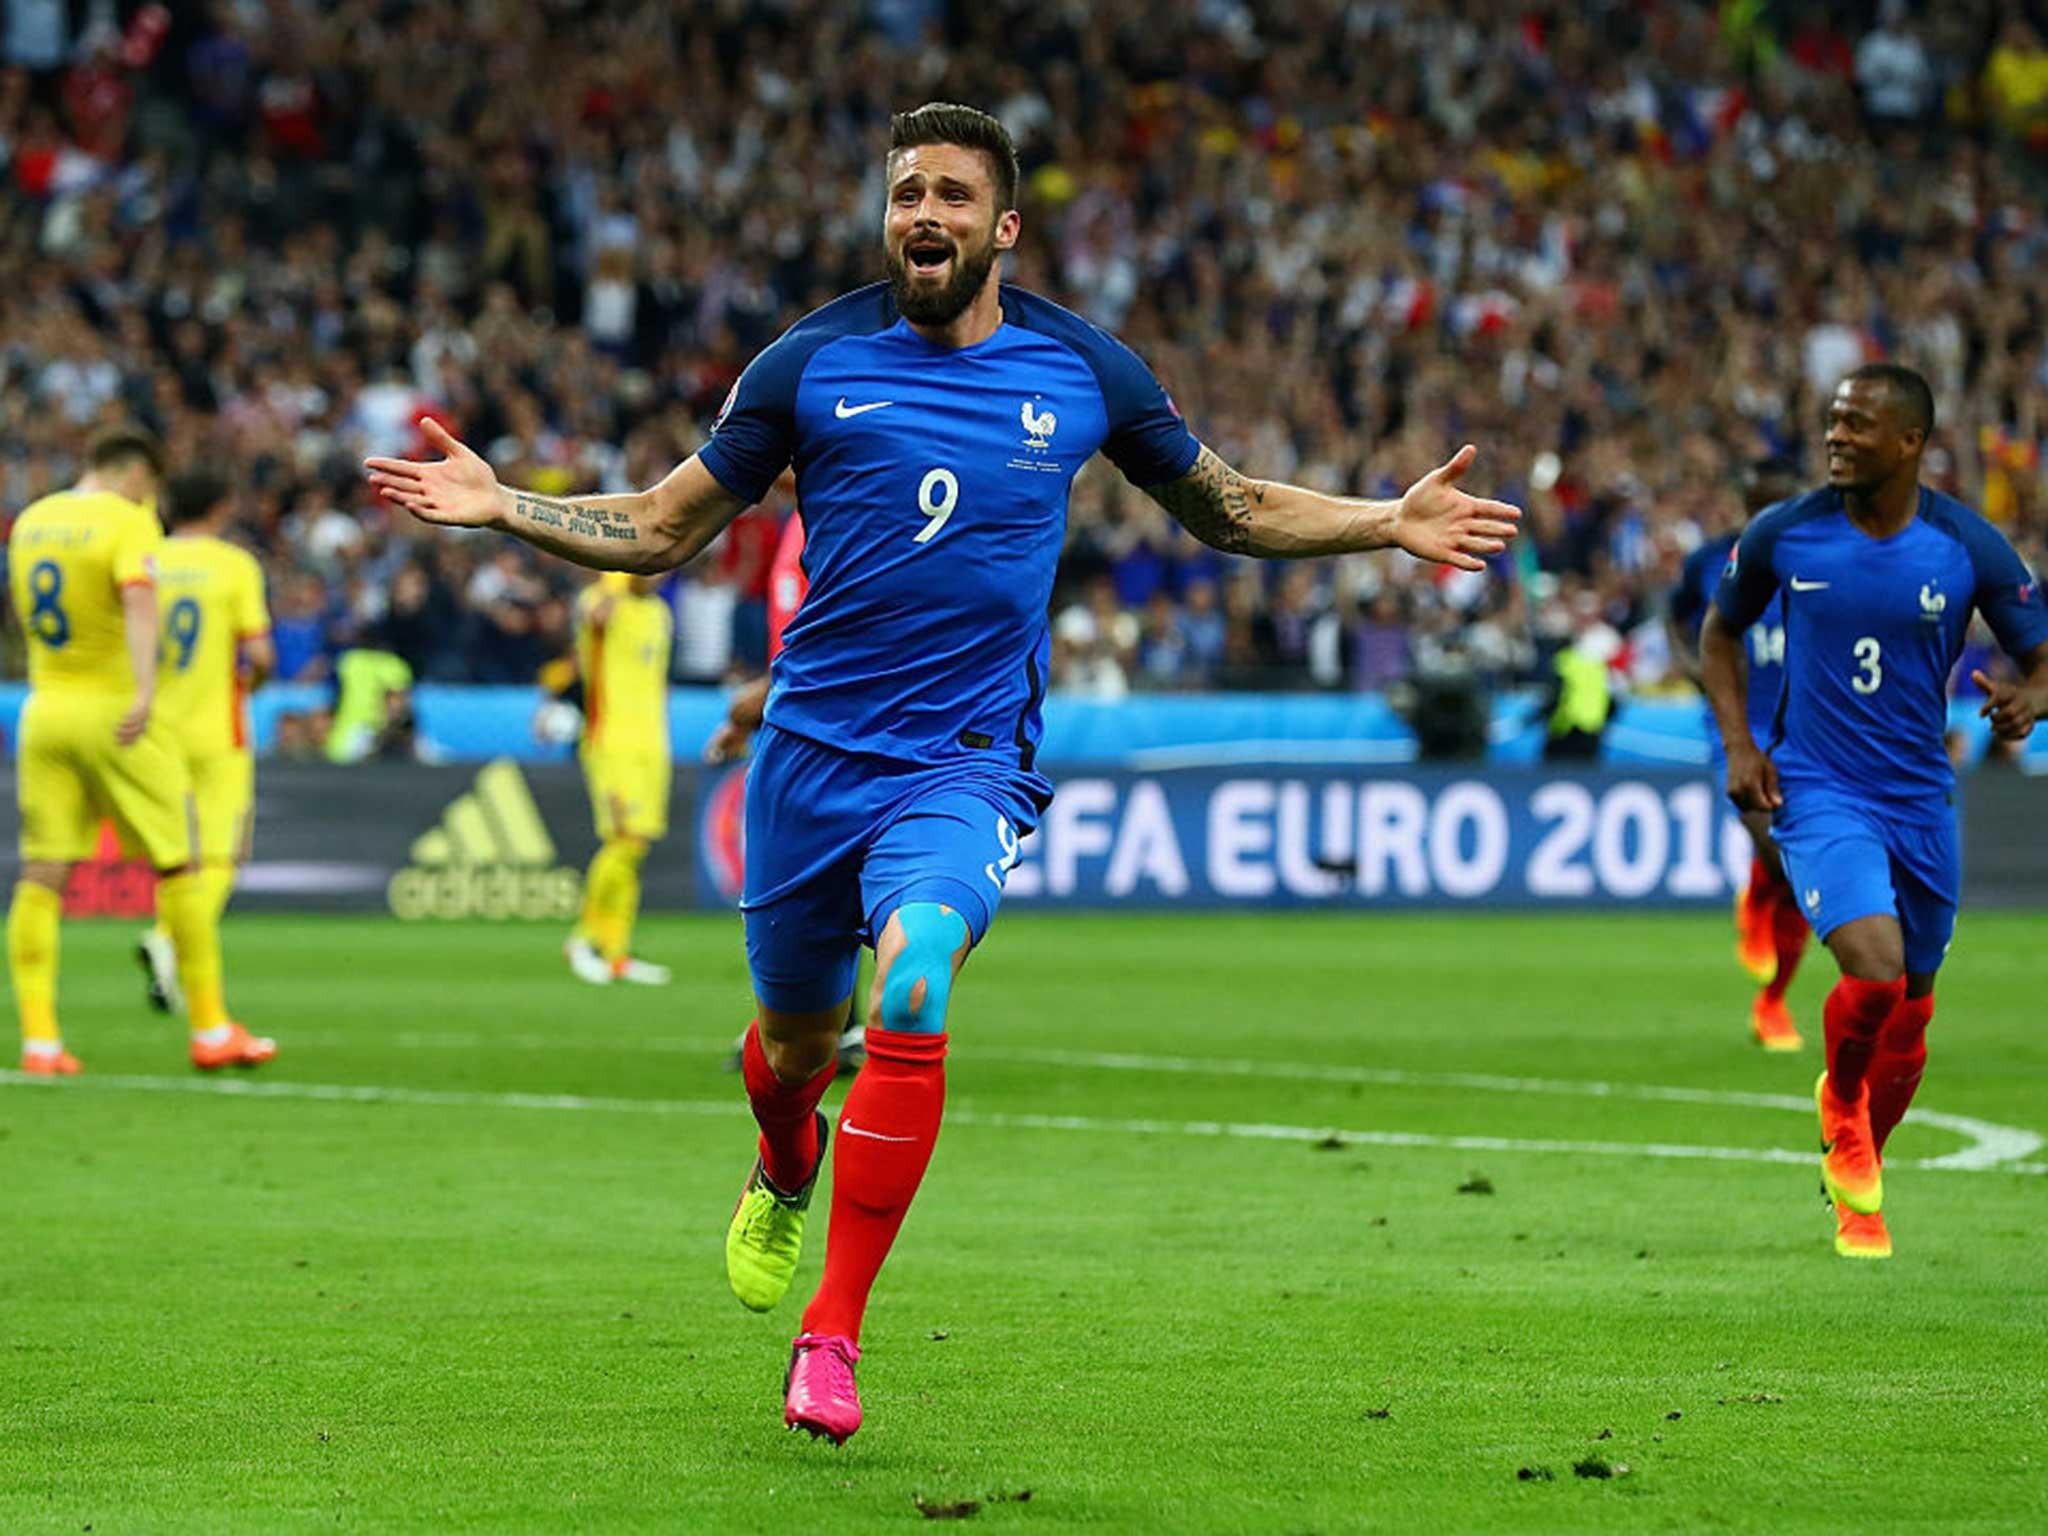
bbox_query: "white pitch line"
[383,1031,2045,1175]
[980,1046,2046,1173]
[0,1070,2040,1176]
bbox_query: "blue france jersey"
[1673,530,1783,741]
[697,283,1199,768]
[1714,486,2048,811]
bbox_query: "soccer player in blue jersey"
[1703,364,2048,1261]
[1669,457,1809,1050]
[367,103,1521,1440]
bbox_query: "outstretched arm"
[365,419,747,574]
[1140,443,1520,569]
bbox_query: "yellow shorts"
[582,748,670,842]
[184,749,255,864]
[17,691,194,868]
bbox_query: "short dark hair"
[165,466,231,528]
[888,102,1019,210]
[85,425,167,480]
[1844,363,1935,438]
[1741,455,1803,514]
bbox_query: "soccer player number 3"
[1851,636,1883,695]
[914,468,958,545]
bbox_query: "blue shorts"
[741,724,1049,1013]
[1772,785,1959,975]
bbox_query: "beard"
[887,227,999,326]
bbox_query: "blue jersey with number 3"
[1713,486,2048,812]
[697,282,1199,768]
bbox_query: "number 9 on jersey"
[915,468,958,545]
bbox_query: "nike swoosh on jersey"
[1789,578,1830,591]
[834,398,893,418]
[841,1120,917,1143]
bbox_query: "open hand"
[365,419,507,530]
[1394,445,1523,572]
[1973,669,2041,742]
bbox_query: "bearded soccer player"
[367,103,1519,1442]
[565,571,676,987]
[1704,364,2048,1261]
[136,467,275,1019]
[1669,457,1809,1050]
[8,429,274,1075]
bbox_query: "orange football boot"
[1833,1201,1892,1260]
[20,1047,82,1076]
[1749,994,1802,1052]
[190,1023,278,1072]
[1816,1072,1882,1215]
[1735,886,1777,985]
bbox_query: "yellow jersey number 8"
[27,560,69,647]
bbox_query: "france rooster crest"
[1020,397,1057,450]
[1918,580,1947,622]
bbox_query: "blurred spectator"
[720,501,782,669]
[325,649,415,765]
[1983,17,2048,149]
[0,0,2040,722]
[270,572,333,684]
[378,560,461,681]
[1543,595,1623,761]
[1855,1,1935,125]
[1134,590,1191,689]
[1052,575,1137,697]
[1354,593,1413,693]
[1178,579,1226,683]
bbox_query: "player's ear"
[994,207,1021,252]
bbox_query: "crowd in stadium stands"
[2,0,2045,722]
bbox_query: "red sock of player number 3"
[741,1020,836,1191]
[1765,887,1810,1002]
[1822,976,1907,1101]
[1868,994,1933,1153]
[801,1027,947,1342]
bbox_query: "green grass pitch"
[3,911,2045,1532]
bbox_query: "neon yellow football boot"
[1833,1201,1892,1260]
[726,1115,827,1312]
[1816,1072,1882,1216]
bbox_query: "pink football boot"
[784,1332,862,1444]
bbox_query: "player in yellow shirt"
[6,428,274,1074]
[564,571,675,985]
[134,468,275,1016]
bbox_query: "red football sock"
[1822,976,1906,1102]
[741,1020,836,1193]
[800,1027,947,1343]
[1868,993,1933,1154]
[1740,856,1775,931]
[1762,883,1810,1004]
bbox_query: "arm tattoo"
[511,493,641,544]
[1142,447,1263,554]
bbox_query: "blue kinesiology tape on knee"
[879,904,969,1034]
